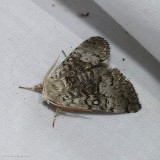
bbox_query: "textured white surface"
[96,0,160,62]
[0,0,160,160]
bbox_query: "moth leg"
[53,108,61,127]
[62,50,67,57]
[19,83,43,92]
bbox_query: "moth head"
[49,77,65,93]
[43,76,68,102]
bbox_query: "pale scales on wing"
[20,37,141,113]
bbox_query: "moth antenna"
[19,84,43,92]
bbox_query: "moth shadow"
[43,101,125,119]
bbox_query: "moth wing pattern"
[43,37,141,113]
[71,37,110,65]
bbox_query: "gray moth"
[20,37,141,113]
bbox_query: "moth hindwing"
[20,37,141,113]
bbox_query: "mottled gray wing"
[56,65,141,113]
[43,37,141,113]
[97,67,141,113]
[64,37,110,67]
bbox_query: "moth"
[20,37,141,114]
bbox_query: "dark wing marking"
[64,37,110,67]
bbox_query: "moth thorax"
[51,79,65,92]
[43,78,66,102]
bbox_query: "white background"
[0,0,160,159]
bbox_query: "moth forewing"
[20,36,141,116]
